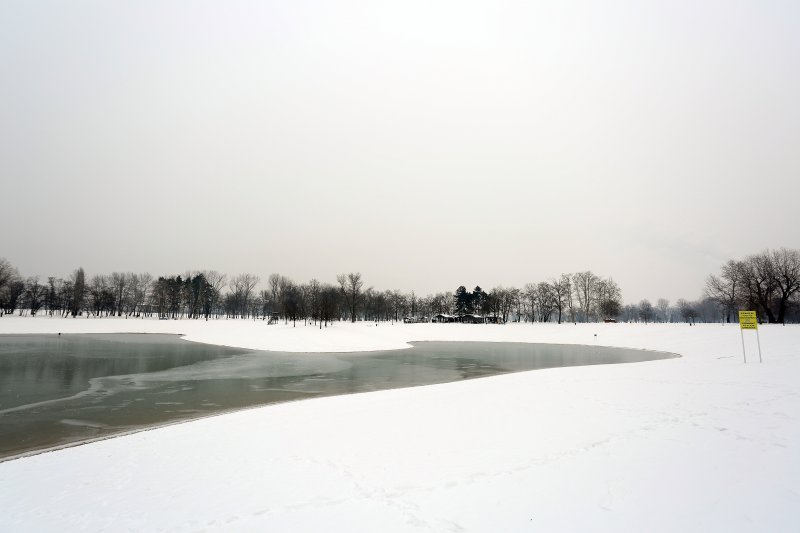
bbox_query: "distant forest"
[0,248,798,324]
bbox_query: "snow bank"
[0,316,798,532]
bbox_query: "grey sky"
[1,1,798,302]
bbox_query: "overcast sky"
[1,0,798,302]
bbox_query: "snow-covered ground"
[0,316,798,532]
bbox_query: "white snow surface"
[0,316,798,532]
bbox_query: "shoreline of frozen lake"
[0,333,676,460]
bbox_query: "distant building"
[460,314,485,324]
[432,313,503,324]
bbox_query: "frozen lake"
[0,333,675,460]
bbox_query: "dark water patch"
[0,335,676,460]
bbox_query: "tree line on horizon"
[0,259,621,325]
[0,247,798,325]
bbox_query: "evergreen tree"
[471,286,487,315]
[70,268,86,317]
[453,286,469,315]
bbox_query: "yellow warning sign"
[739,310,758,330]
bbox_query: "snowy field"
[0,316,798,532]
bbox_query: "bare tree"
[0,258,21,317]
[130,273,152,317]
[337,272,363,322]
[203,271,226,318]
[278,275,294,323]
[307,278,322,326]
[535,282,555,322]
[319,283,340,327]
[88,274,113,316]
[258,289,272,320]
[6,280,25,315]
[508,287,522,322]
[572,271,598,322]
[551,275,571,324]
[430,292,450,316]
[229,274,260,318]
[622,303,639,322]
[184,272,210,319]
[268,273,284,315]
[565,276,576,323]
[770,248,800,324]
[740,253,779,323]
[109,272,128,316]
[638,299,654,324]
[0,258,18,297]
[596,278,622,320]
[390,290,405,323]
[58,279,74,317]
[656,298,670,323]
[522,283,537,322]
[281,281,302,326]
[705,260,740,323]
[24,277,46,316]
[677,299,698,324]
[488,286,516,323]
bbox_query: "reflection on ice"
[60,419,107,428]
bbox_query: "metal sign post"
[755,328,763,363]
[740,328,747,363]
[738,310,762,363]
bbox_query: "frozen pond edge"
[0,333,680,463]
